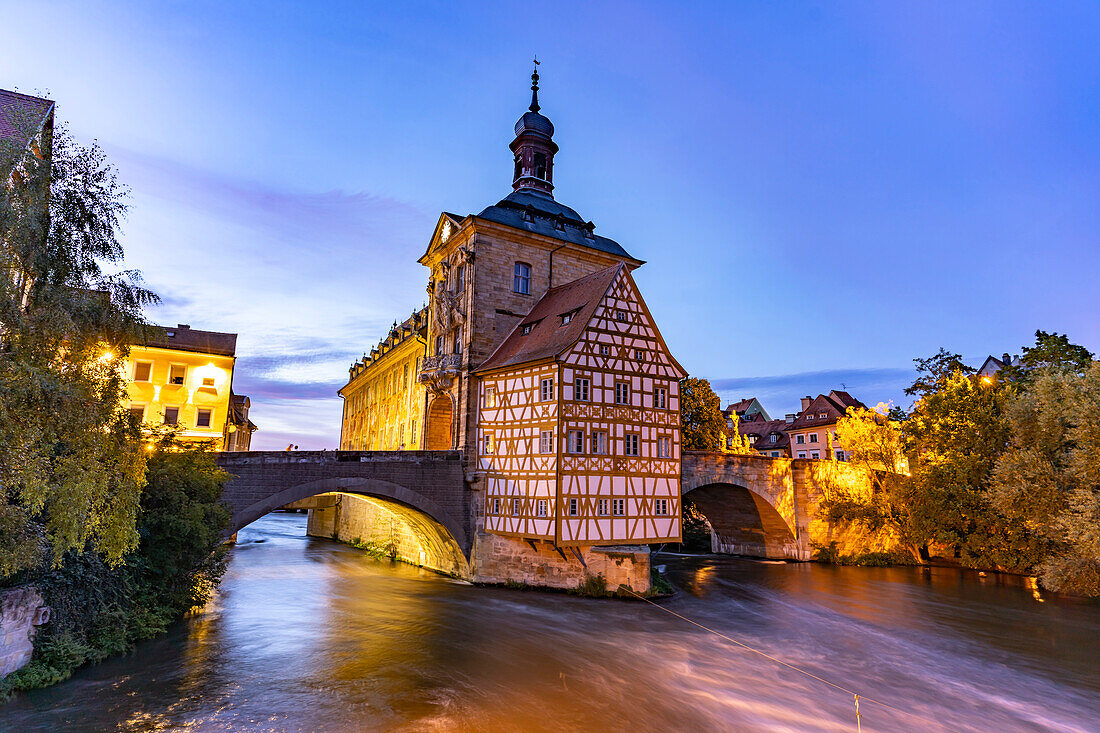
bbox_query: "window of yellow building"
[168,364,186,385]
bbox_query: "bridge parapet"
[215,450,469,551]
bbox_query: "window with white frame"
[484,386,497,408]
[796,434,805,444]
[492,498,501,514]
[797,451,807,459]
[835,450,846,462]
[612,498,625,516]
[482,432,495,455]
[819,412,828,419]
[574,378,590,402]
[809,433,819,443]
[540,377,555,401]
[560,311,573,326]
[597,498,609,516]
[655,499,669,516]
[129,403,145,422]
[657,436,671,458]
[770,434,778,443]
[655,387,667,409]
[568,498,578,516]
[196,408,213,429]
[539,430,554,454]
[133,361,152,382]
[512,498,521,516]
[624,434,639,456]
[514,262,531,294]
[811,451,820,459]
[615,382,630,405]
[591,431,608,454]
[568,430,585,453]
[537,499,548,518]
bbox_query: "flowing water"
[4,513,1098,732]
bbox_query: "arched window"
[513,262,531,294]
[533,153,546,180]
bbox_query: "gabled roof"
[739,418,790,450]
[475,189,638,261]
[475,264,624,373]
[0,89,53,148]
[785,390,866,431]
[138,323,237,357]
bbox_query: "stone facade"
[0,586,49,678]
[471,532,651,593]
[340,308,428,451]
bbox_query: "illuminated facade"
[475,264,685,545]
[339,308,427,450]
[125,324,253,449]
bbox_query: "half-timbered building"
[475,263,686,546]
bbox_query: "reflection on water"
[4,513,1099,732]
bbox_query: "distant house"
[977,352,1021,378]
[784,391,867,461]
[723,397,770,424]
[738,418,790,458]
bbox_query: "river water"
[4,513,1098,732]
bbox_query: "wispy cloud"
[711,367,913,416]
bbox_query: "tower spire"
[511,58,557,196]
[530,56,540,112]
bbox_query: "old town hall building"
[340,69,685,558]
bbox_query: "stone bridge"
[215,451,470,574]
[681,451,881,560]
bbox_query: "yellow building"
[339,308,428,450]
[125,323,252,449]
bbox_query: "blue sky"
[4,1,1099,448]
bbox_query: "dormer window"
[560,309,578,326]
[522,209,534,223]
[521,322,534,335]
[819,412,828,419]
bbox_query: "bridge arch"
[683,482,799,559]
[233,477,470,578]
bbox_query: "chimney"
[178,324,191,330]
[785,413,797,424]
[1002,353,1011,365]
[800,396,812,411]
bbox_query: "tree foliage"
[999,330,1095,385]
[1,119,156,575]
[991,364,1100,595]
[679,377,728,451]
[905,348,972,397]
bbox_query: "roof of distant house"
[476,263,624,373]
[0,89,53,147]
[785,390,866,431]
[138,323,237,357]
[739,417,791,450]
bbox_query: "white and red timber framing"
[474,263,686,546]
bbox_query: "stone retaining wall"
[1,586,49,678]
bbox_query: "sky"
[3,1,1099,448]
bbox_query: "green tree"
[1000,330,1094,385]
[905,348,972,397]
[991,365,1100,595]
[1,118,156,576]
[904,370,1044,570]
[679,377,728,451]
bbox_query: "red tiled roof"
[0,89,53,147]
[785,390,866,431]
[139,323,237,357]
[475,264,624,373]
[725,398,754,414]
[739,417,791,451]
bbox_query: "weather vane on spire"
[530,56,541,112]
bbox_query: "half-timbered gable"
[475,263,685,547]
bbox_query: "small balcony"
[418,353,462,389]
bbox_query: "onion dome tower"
[510,63,558,197]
